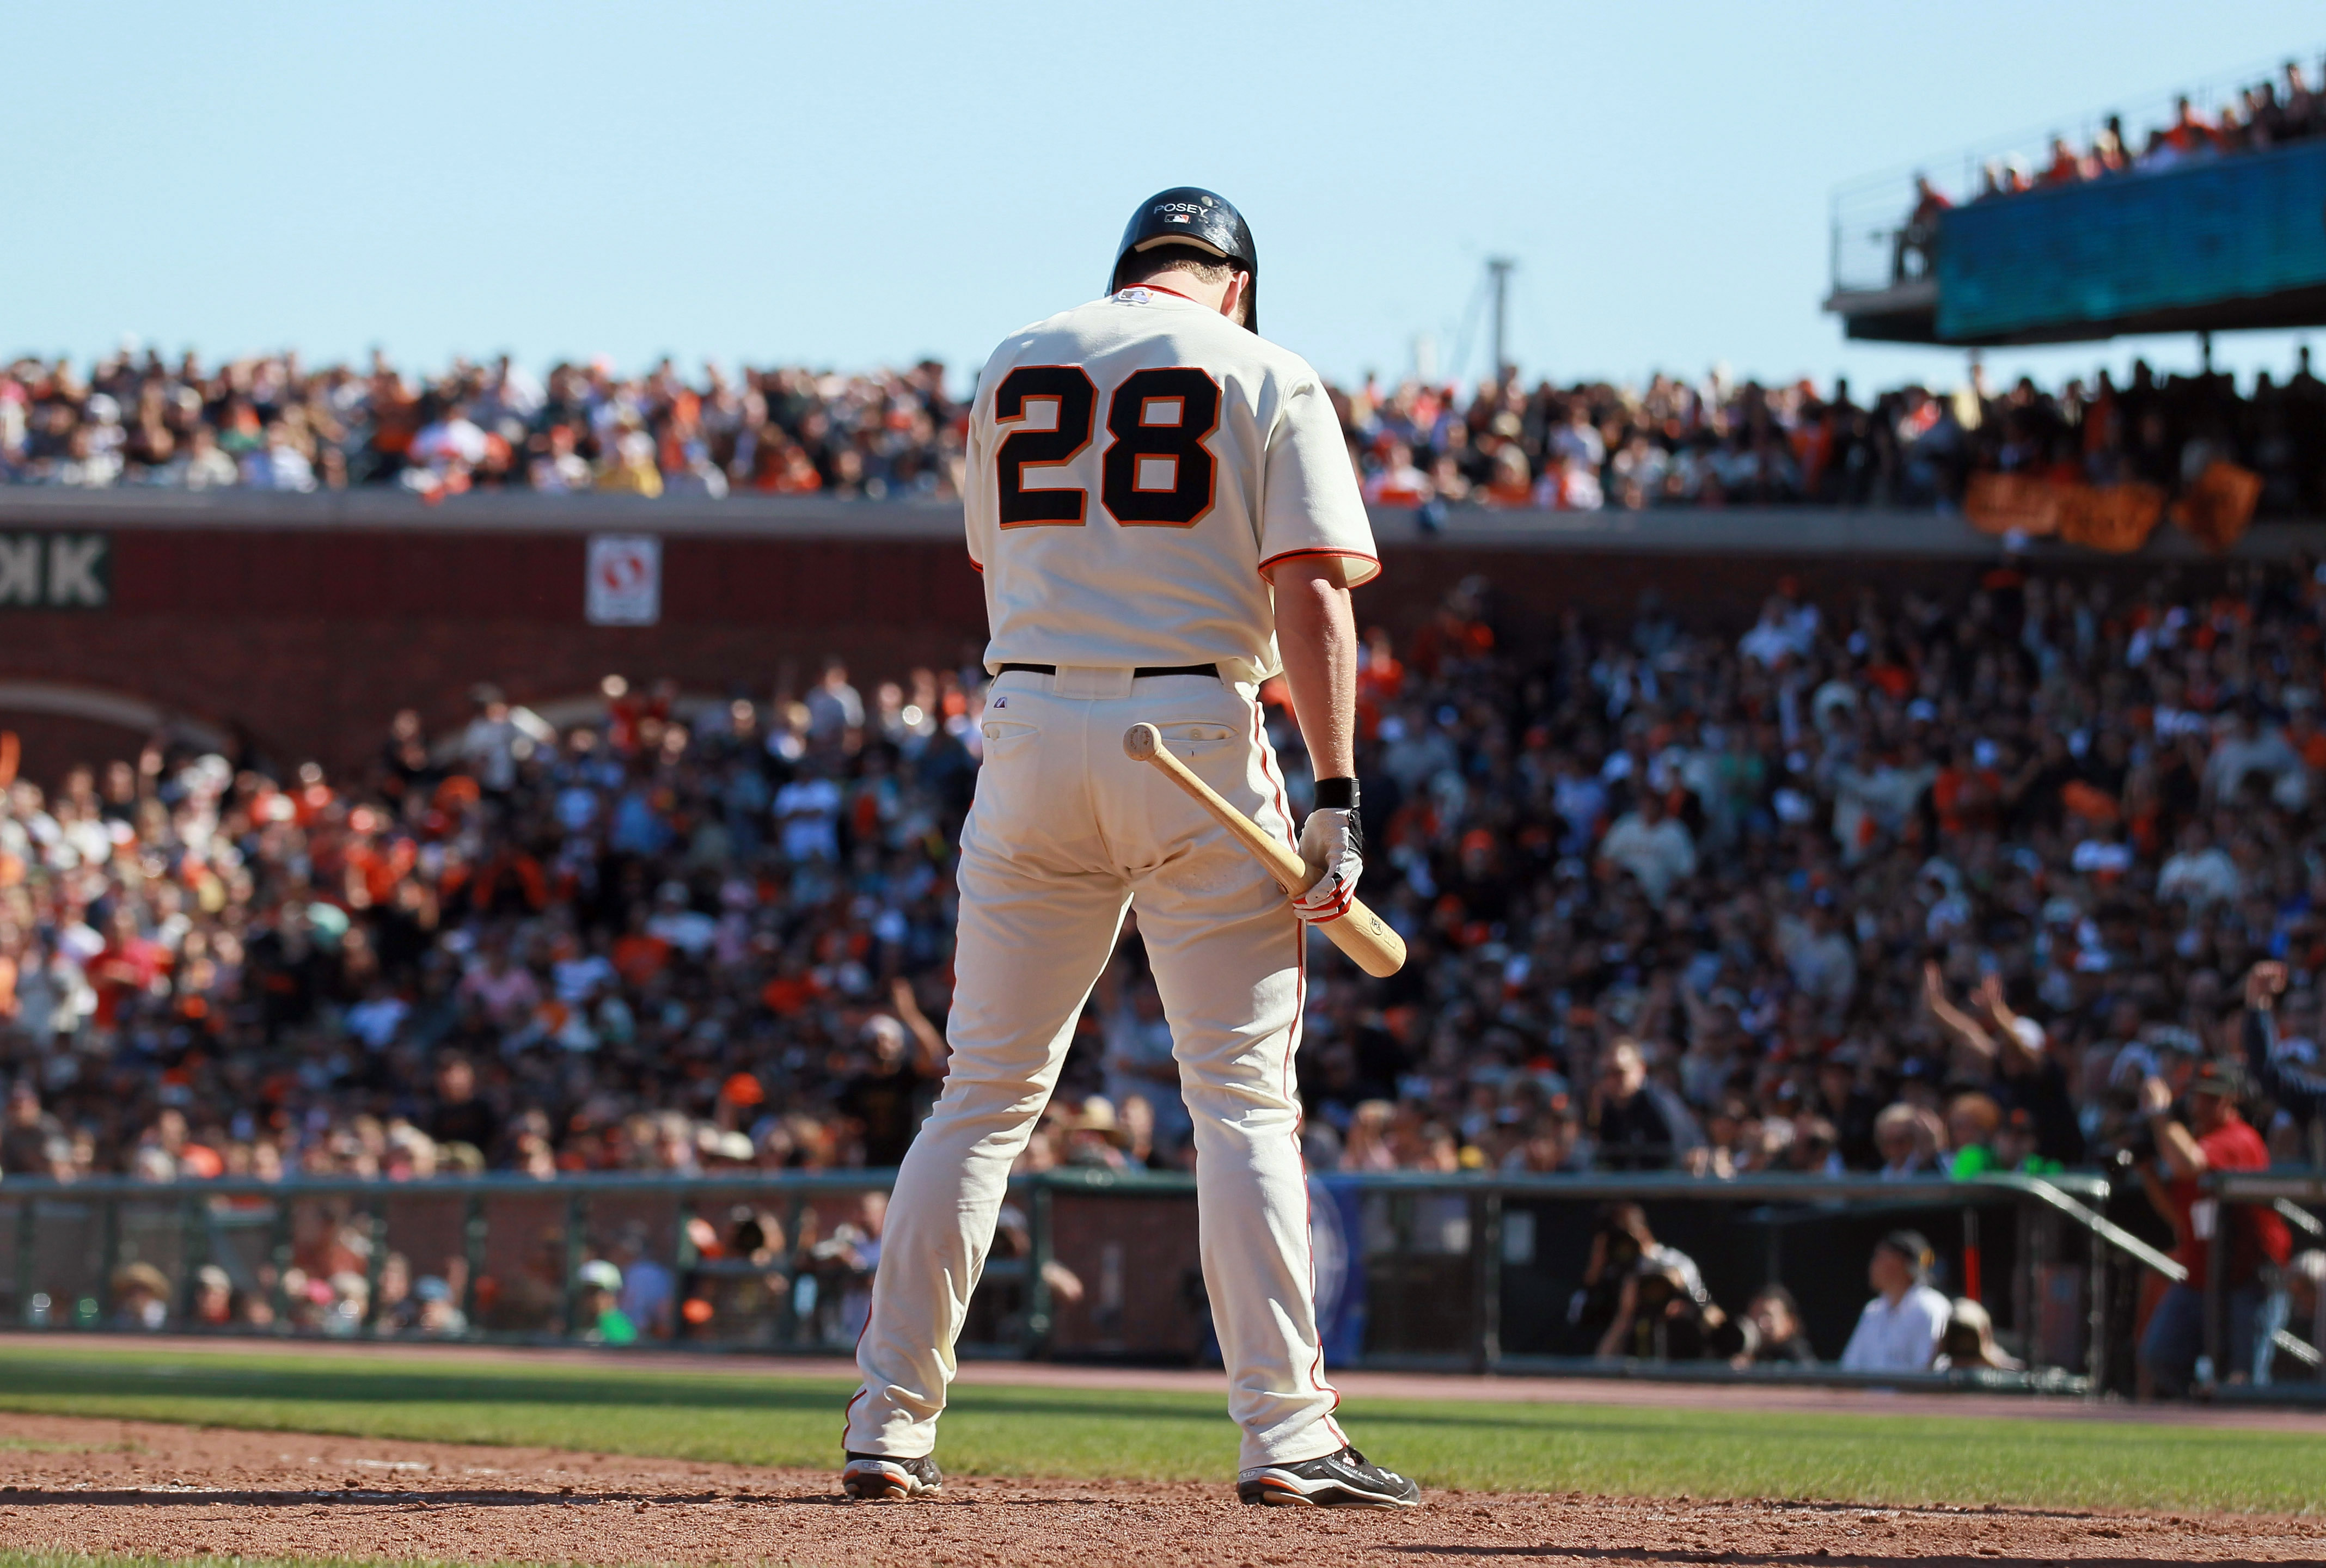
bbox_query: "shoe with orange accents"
[1236,1446,1420,1508]
[841,1452,942,1500]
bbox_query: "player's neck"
[1127,270,1232,317]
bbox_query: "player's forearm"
[1272,561,1357,782]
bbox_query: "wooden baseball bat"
[1123,722,1407,977]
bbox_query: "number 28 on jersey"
[993,365,1222,529]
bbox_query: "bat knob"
[1123,722,1161,762]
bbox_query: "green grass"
[0,1341,2317,1514]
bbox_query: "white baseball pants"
[844,665,1346,1470]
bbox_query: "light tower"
[1485,256,1516,386]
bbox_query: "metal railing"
[2204,1171,2326,1400]
[1,1167,2203,1392]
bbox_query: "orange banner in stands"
[1963,473,2060,536]
[1964,473,2163,554]
[2058,481,2164,553]
[2171,460,2262,554]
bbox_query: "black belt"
[997,663,1219,679]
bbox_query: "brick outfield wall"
[0,522,2242,782]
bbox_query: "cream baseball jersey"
[965,285,1380,683]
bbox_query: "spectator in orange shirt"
[1930,743,2002,838]
[1355,626,1405,741]
[1407,581,1494,677]
[2162,94,2212,152]
[91,906,169,1031]
[2039,134,2086,185]
[610,906,674,989]
[1362,441,1431,507]
[1893,170,1953,281]
[1481,444,1533,507]
[343,810,415,908]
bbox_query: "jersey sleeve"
[1256,373,1380,586]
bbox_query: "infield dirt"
[0,1412,2318,1567]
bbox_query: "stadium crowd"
[0,350,964,502]
[1951,54,2326,202]
[2,558,2324,1375]
[1889,56,2326,283]
[7,562,2326,1187]
[1342,354,2326,519]
[5,345,2320,522]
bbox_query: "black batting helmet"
[1109,186,1258,333]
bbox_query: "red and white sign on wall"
[585,534,662,626]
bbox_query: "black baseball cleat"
[1237,1446,1421,1508]
[841,1451,944,1500]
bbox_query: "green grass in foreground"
[0,1342,2316,1514]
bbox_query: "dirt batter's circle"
[0,1413,2317,1565]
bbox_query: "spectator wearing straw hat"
[1838,1230,1949,1373]
[1063,1097,1133,1172]
[111,1261,172,1331]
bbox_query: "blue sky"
[8,2,2323,394]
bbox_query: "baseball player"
[841,187,1418,1509]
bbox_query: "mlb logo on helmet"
[1111,186,1260,334]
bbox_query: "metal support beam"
[15,1197,36,1326]
[462,1193,488,1334]
[1023,1181,1054,1359]
[1473,1190,1502,1374]
[95,1193,119,1331]
[362,1196,388,1335]
[177,1194,209,1326]
[266,1199,293,1330]
[2087,1214,2109,1400]
[561,1191,589,1338]
[1485,258,1515,383]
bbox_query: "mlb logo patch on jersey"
[991,695,1008,709]
[1115,288,1152,305]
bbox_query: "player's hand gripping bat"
[1123,722,1407,977]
